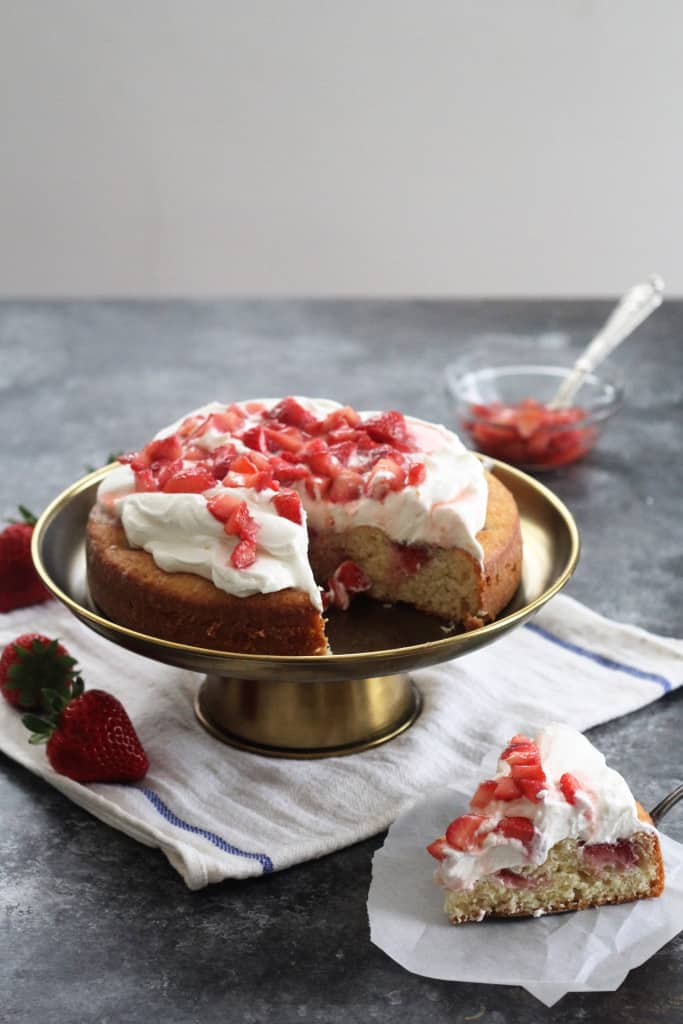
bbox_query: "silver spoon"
[548,274,665,410]
[650,782,683,827]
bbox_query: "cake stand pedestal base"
[194,672,423,759]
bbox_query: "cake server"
[650,782,683,825]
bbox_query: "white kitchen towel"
[0,595,681,889]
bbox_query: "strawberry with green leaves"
[23,685,149,784]
[0,507,51,613]
[0,634,79,710]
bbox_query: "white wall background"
[1,0,681,297]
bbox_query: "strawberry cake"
[427,724,664,924]
[85,397,522,654]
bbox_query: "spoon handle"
[549,274,664,409]
[650,782,683,826]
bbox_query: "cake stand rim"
[31,459,580,674]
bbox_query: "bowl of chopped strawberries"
[445,346,623,471]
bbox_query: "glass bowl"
[445,349,623,471]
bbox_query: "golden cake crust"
[86,471,522,655]
[465,472,523,627]
[86,506,328,655]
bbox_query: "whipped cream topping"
[435,723,652,891]
[96,397,488,608]
[98,466,323,609]
[302,412,487,558]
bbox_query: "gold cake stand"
[32,461,579,759]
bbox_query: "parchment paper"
[368,786,683,1006]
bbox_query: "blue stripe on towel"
[139,787,274,873]
[525,622,673,694]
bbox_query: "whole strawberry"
[0,507,51,613]
[24,683,149,783]
[0,633,79,710]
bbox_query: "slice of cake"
[427,724,664,923]
[85,397,522,654]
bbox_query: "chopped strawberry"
[244,401,265,414]
[264,426,305,454]
[230,454,259,475]
[278,450,308,464]
[301,437,328,457]
[305,475,332,501]
[222,472,254,489]
[207,492,242,523]
[134,469,158,492]
[510,763,544,780]
[364,444,407,469]
[162,467,216,493]
[560,772,583,805]
[273,491,303,524]
[581,839,637,872]
[177,414,209,438]
[308,450,344,479]
[145,435,183,463]
[363,410,412,449]
[117,451,139,467]
[445,814,487,851]
[500,736,540,764]
[407,462,426,486]
[268,397,318,431]
[207,407,247,434]
[365,458,407,500]
[517,778,546,803]
[240,426,269,453]
[426,836,450,861]
[513,405,547,440]
[463,399,594,468]
[504,747,541,767]
[183,444,208,461]
[493,776,523,801]
[494,816,535,845]
[470,779,498,810]
[395,543,430,574]
[231,538,257,569]
[268,458,311,484]
[317,407,362,434]
[335,561,371,593]
[248,471,278,492]
[354,431,382,451]
[328,440,357,466]
[225,502,259,543]
[245,451,272,472]
[495,869,542,890]
[322,575,348,611]
[128,450,152,471]
[328,469,364,503]
[211,443,238,479]
[321,560,371,610]
[155,458,184,488]
[326,428,360,446]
